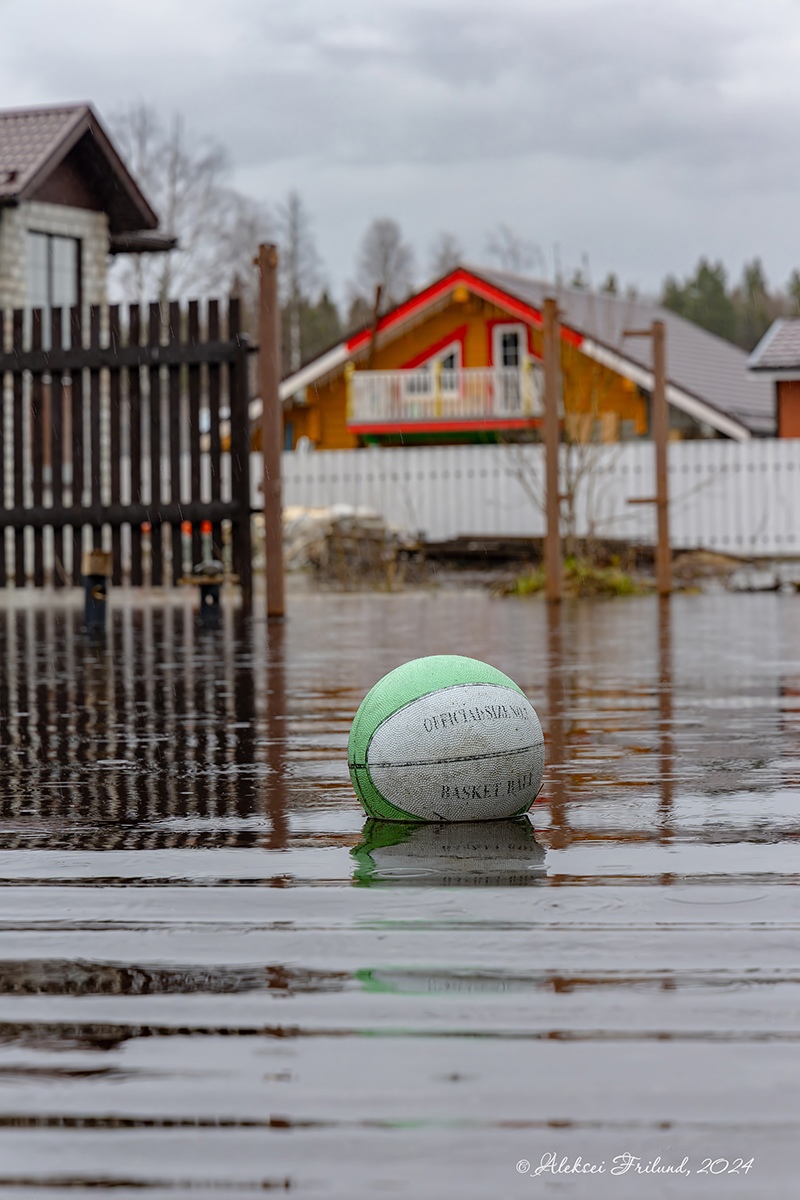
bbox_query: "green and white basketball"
[347,655,545,822]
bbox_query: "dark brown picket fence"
[0,297,252,603]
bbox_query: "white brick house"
[0,104,173,316]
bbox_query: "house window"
[500,331,520,367]
[27,232,81,312]
[492,324,527,369]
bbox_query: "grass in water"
[501,556,643,598]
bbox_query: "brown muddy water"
[0,587,798,1198]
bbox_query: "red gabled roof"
[277,267,584,402]
[344,267,584,356]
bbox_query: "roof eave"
[580,336,753,441]
[108,230,177,255]
[747,319,785,371]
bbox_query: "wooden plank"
[0,341,237,373]
[12,310,24,587]
[207,300,221,505]
[228,298,252,608]
[0,312,6,589]
[89,306,102,550]
[128,305,143,587]
[0,498,239,529]
[188,301,202,569]
[148,303,163,588]
[69,306,84,584]
[109,305,122,586]
[30,309,45,587]
[50,310,64,587]
[168,300,182,585]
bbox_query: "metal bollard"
[194,558,225,625]
[82,549,113,631]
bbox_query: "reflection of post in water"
[546,601,570,850]
[657,596,675,841]
[266,620,289,849]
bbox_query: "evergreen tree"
[735,259,773,351]
[661,259,737,343]
[788,270,800,316]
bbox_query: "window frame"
[491,322,528,370]
[26,230,82,314]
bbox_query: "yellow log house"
[262,267,771,451]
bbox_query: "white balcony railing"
[347,365,543,427]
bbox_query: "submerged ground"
[0,587,797,1197]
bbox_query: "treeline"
[660,259,800,352]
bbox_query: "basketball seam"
[353,742,543,770]
[354,681,531,769]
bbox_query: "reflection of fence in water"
[0,604,285,835]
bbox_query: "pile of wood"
[283,506,423,588]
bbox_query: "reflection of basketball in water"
[352,816,547,886]
[347,655,545,822]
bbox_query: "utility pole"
[543,297,562,602]
[623,319,671,596]
[258,243,286,619]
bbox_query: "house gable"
[0,104,158,234]
[0,102,175,312]
[29,148,103,212]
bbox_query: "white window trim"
[492,323,528,369]
[404,340,463,398]
[418,340,463,371]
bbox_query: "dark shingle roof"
[475,267,775,437]
[0,102,158,233]
[0,105,86,199]
[748,320,800,372]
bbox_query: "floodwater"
[0,586,799,1198]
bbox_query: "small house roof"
[276,266,773,439]
[0,103,160,234]
[748,319,800,374]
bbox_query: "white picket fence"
[256,439,800,557]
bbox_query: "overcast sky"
[3,0,800,303]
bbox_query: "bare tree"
[108,105,272,315]
[351,218,415,316]
[276,191,322,372]
[485,223,542,275]
[429,231,464,277]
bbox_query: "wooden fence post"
[652,320,671,597]
[258,243,286,620]
[623,320,671,596]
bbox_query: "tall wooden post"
[543,297,562,602]
[652,320,671,597]
[624,320,671,597]
[258,243,286,619]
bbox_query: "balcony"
[347,365,544,435]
